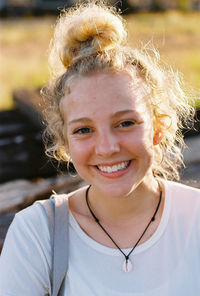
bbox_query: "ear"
[153,129,164,146]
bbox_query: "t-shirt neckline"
[69,180,171,256]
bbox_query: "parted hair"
[42,0,195,181]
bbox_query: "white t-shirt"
[0,180,200,295]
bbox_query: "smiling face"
[61,71,156,198]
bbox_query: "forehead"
[60,71,150,121]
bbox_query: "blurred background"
[0,0,200,110]
[0,0,200,250]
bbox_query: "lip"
[92,159,134,178]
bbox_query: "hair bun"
[53,4,127,69]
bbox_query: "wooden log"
[13,88,44,129]
[0,107,66,183]
[0,131,59,183]
[0,109,39,138]
[0,174,84,214]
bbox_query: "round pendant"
[123,259,133,272]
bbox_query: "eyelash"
[73,127,91,134]
[118,120,135,128]
[73,120,135,135]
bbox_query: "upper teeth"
[97,161,129,173]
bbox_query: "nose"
[95,130,120,157]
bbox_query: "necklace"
[85,184,162,273]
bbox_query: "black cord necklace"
[85,184,162,272]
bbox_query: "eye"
[73,127,91,134]
[119,120,135,128]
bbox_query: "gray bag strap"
[52,195,69,296]
[35,194,69,296]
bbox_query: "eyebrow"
[68,117,93,126]
[68,109,139,126]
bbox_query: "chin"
[93,180,140,199]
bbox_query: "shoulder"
[0,202,52,294]
[163,180,200,222]
[1,202,51,259]
[164,180,200,201]
[15,200,50,230]
[3,201,52,255]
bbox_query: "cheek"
[68,138,92,164]
[127,128,153,152]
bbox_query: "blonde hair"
[42,1,195,181]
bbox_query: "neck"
[87,176,161,225]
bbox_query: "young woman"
[0,2,200,295]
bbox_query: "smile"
[96,160,131,173]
